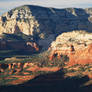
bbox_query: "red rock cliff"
[49,31,92,66]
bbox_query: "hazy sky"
[0,0,92,15]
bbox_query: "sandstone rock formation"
[26,42,39,51]
[0,62,27,73]
[68,44,92,66]
[0,5,92,66]
[49,31,92,66]
[1,5,92,50]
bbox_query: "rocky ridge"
[1,5,92,49]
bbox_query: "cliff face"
[49,31,92,66]
[0,5,92,49]
[68,44,92,66]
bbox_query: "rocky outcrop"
[68,44,92,66]
[49,31,92,66]
[26,42,39,51]
[0,62,31,73]
[1,5,92,49]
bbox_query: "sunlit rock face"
[49,31,92,66]
[67,44,92,66]
[0,63,24,73]
[0,5,92,50]
[0,6,39,35]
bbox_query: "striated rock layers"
[1,5,92,49]
[49,31,92,66]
